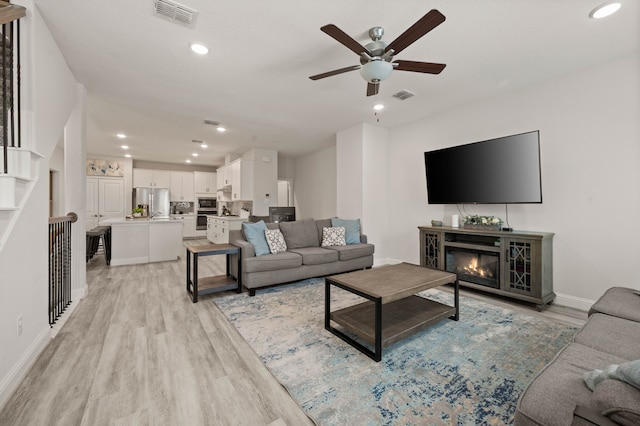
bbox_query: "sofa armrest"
[229,230,254,259]
[572,406,619,426]
[360,234,368,244]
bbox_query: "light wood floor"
[0,241,587,425]
[0,240,315,426]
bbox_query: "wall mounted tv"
[424,130,542,204]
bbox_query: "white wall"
[293,145,336,219]
[0,1,85,409]
[385,54,640,306]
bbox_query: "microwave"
[197,197,217,209]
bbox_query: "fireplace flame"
[463,258,494,278]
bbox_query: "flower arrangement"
[463,215,503,229]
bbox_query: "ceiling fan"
[309,9,447,96]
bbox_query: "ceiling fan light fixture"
[589,2,622,19]
[359,60,393,83]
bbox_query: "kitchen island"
[100,217,183,266]
[206,215,247,244]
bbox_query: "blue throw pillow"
[242,220,270,256]
[331,218,361,244]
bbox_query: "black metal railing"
[0,2,26,174]
[48,212,77,326]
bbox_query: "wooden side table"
[186,243,241,303]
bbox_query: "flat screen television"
[424,130,542,204]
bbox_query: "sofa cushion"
[288,247,339,265]
[242,220,270,256]
[326,243,375,261]
[591,379,640,425]
[321,226,346,247]
[331,218,361,244]
[574,313,640,360]
[515,343,628,426]
[588,286,640,322]
[315,218,332,242]
[243,251,302,273]
[279,218,319,249]
[265,229,287,254]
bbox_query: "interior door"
[86,177,99,230]
[99,178,125,219]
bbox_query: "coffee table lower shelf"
[330,296,457,349]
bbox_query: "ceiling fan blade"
[321,24,372,56]
[384,9,445,55]
[366,83,379,96]
[394,60,446,74]
[309,65,361,80]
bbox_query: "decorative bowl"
[133,213,142,218]
[431,220,443,227]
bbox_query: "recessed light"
[121,145,129,149]
[216,126,226,133]
[116,133,126,139]
[185,159,192,163]
[190,43,209,55]
[373,104,385,111]
[201,143,208,148]
[589,2,622,19]
[192,152,199,157]
[124,154,131,158]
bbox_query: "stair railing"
[0,1,25,174]
[48,212,77,326]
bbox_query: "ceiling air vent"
[204,119,220,126]
[153,0,198,29]
[392,90,416,101]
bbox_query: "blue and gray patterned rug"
[214,278,578,425]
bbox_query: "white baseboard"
[373,258,403,267]
[553,292,595,311]
[72,284,88,301]
[0,326,51,412]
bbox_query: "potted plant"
[132,207,143,218]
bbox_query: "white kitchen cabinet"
[86,177,124,230]
[229,159,254,201]
[170,172,195,202]
[216,166,232,189]
[183,215,196,238]
[207,216,245,244]
[133,168,171,188]
[194,171,217,194]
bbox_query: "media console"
[418,226,555,310]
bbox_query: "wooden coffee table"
[325,262,458,361]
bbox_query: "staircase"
[0,145,42,251]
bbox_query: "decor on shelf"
[463,215,503,230]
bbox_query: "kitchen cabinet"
[86,177,124,230]
[173,214,197,238]
[229,159,253,201]
[133,168,171,188]
[194,171,217,194]
[207,216,245,244]
[170,172,195,202]
[216,166,231,189]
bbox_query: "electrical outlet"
[17,315,22,336]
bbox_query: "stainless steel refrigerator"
[132,188,170,219]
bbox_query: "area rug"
[214,278,578,425]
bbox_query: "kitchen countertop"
[207,215,248,221]
[100,217,184,225]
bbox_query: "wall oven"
[196,209,216,230]
[196,198,217,230]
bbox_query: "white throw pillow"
[265,229,288,254]
[322,226,346,247]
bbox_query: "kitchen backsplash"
[170,201,194,214]
[218,201,252,216]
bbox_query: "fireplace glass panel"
[446,248,500,288]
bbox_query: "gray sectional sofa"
[515,286,640,426]
[229,218,374,296]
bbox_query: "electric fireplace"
[445,247,500,289]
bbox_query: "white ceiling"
[33,0,639,167]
